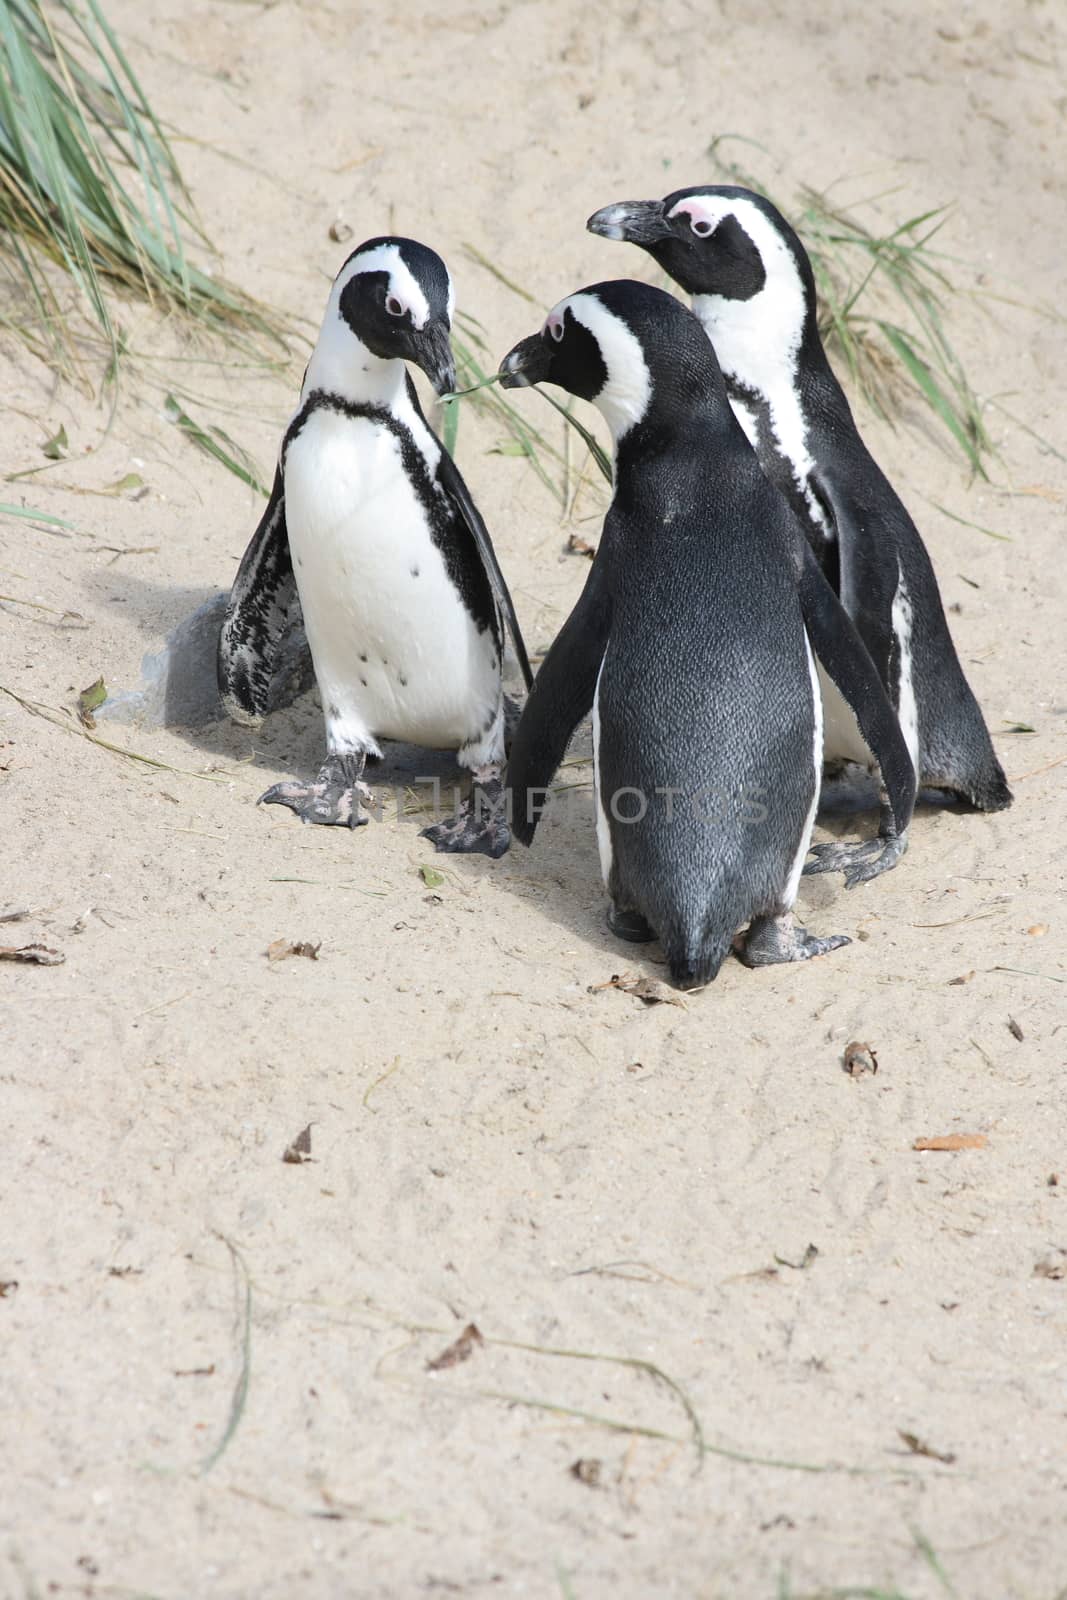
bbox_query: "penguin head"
[588,187,816,366]
[312,237,457,397]
[499,280,720,444]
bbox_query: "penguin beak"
[587,199,672,245]
[412,319,456,397]
[498,333,552,389]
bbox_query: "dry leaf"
[843,1040,878,1077]
[77,676,106,729]
[0,943,65,966]
[775,1243,819,1271]
[426,1322,483,1372]
[1033,1253,1066,1281]
[913,1134,988,1152]
[0,1280,18,1298]
[588,971,687,1008]
[570,1458,603,1486]
[266,938,321,963]
[282,1124,313,1164]
[947,970,975,986]
[1007,1017,1024,1042]
[566,531,596,559]
[898,1429,956,1465]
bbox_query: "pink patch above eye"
[545,312,564,342]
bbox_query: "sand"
[2,1,1065,1595]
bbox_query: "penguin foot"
[804,830,908,889]
[420,775,510,859]
[606,903,655,943]
[260,752,370,829]
[738,912,851,968]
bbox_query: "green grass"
[0,0,288,389]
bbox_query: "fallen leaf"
[588,971,687,1008]
[1028,924,1048,937]
[913,1134,988,1152]
[282,1124,313,1164]
[0,943,65,966]
[946,970,975,986]
[1034,1255,1066,1281]
[843,1040,878,1077]
[0,1280,18,1298]
[107,1266,142,1279]
[426,1322,483,1372]
[105,472,147,499]
[774,1243,819,1271]
[566,531,596,559]
[419,864,445,888]
[173,1363,216,1378]
[898,1429,956,1465]
[570,1458,603,1486]
[41,423,68,460]
[1007,1017,1024,1042]
[77,676,107,728]
[266,938,321,963]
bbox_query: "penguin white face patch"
[557,292,652,443]
[336,242,434,330]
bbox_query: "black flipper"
[506,554,613,846]
[434,441,533,692]
[218,466,294,727]
[794,538,917,881]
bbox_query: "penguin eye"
[690,218,713,238]
[385,294,406,318]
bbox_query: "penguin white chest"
[283,410,498,751]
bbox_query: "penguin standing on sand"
[218,236,531,858]
[499,281,916,988]
[587,186,1011,875]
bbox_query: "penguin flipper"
[506,556,613,846]
[218,466,293,727]
[434,444,533,692]
[795,540,917,883]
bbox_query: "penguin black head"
[309,236,457,397]
[588,187,818,376]
[499,279,722,443]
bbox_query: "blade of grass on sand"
[164,394,269,495]
[199,1234,252,1475]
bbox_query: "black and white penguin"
[499,281,916,988]
[587,186,1012,858]
[218,236,531,857]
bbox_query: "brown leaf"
[843,1040,878,1077]
[173,1363,216,1378]
[0,943,65,966]
[282,1124,313,1164]
[1033,1254,1066,1281]
[266,938,321,963]
[107,1266,142,1279]
[588,970,687,1008]
[1007,1017,1024,1042]
[570,1458,603,1486]
[946,970,975,986]
[0,1280,18,1298]
[898,1429,956,1465]
[566,531,596,559]
[426,1322,483,1372]
[913,1133,988,1151]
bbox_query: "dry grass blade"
[0,0,290,388]
[200,1233,252,1475]
[707,136,991,473]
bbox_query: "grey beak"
[498,333,552,390]
[587,199,672,245]
[414,320,457,397]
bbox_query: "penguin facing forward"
[218,236,531,858]
[587,185,1012,875]
[499,281,916,989]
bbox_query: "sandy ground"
[2,2,1066,1596]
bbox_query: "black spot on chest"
[283,391,498,642]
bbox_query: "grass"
[0,0,289,392]
[707,135,992,474]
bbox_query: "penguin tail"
[661,920,733,992]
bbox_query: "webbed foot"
[738,911,851,968]
[804,829,908,888]
[606,903,655,943]
[260,751,370,829]
[421,773,510,859]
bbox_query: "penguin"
[218,236,532,858]
[587,185,1012,877]
[498,280,916,988]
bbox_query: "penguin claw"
[738,912,851,968]
[803,832,908,888]
[259,758,371,830]
[420,809,510,859]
